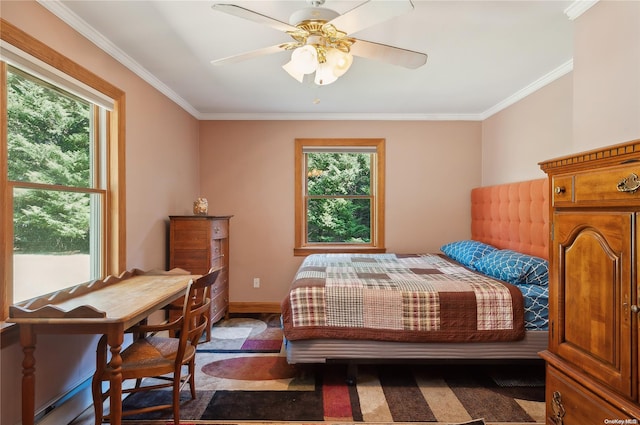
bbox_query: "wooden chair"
[91,268,220,425]
[165,266,223,342]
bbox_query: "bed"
[281,178,549,364]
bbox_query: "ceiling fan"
[210,0,428,86]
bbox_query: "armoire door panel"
[553,211,633,397]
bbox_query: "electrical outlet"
[253,277,260,288]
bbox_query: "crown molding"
[36,0,200,118]
[196,112,484,121]
[480,59,574,120]
[564,0,600,21]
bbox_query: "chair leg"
[172,372,181,425]
[188,359,197,399]
[91,375,104,425]
[205,310,211,342]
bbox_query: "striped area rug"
[120,315,545,424]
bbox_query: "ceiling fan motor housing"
[289,7,340,26]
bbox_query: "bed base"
[284,330,548,364]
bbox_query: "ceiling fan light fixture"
[282,60,305,83]
[325,48,353,77]
[284,45,352,85]
[290,45,319,74]
[314,61,339,86]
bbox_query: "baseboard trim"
[35,377,93,425]
[229,302,281,314]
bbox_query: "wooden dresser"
[539,139,640,423]
[169,215,231,326]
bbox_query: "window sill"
[294,246,387,257]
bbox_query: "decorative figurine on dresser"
[169,214,232,340]
[539,139,640,424]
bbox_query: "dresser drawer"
[546,366,631,425]
[210,238,223,261]
[570,164,640,204]
[210,288,228,323]
[209,268,227,297]
[211,219,228,239]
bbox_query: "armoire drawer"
[569,164,640,204]
[552,175,574,205]
[546,366,631,425]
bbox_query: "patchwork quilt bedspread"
[281,253,525,343]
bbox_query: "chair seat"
[101,337,196,380]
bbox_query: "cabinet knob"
[554,186,566,194]
[632,305,640,314]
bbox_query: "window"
[1,20,125,320]
[294,138,385,255]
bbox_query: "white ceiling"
[40,0,587,120]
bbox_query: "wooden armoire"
[539,139,640,423]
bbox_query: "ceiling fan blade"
[211,44,284,66]
[329,0,414,35]
[350,39,427,69]
[212,3,300,33]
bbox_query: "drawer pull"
[551,391,565,425]
[617,173,640,193]
[554,186,566,194]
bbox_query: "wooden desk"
[8,270,194,425]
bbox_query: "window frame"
[0,19,126,322]
[294,138,386,256]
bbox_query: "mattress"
[282,253,545,344]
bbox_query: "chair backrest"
[191,266,222,298]
[186,296,211,347]
[175,268,222,362]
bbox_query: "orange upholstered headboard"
[470,178,549,260]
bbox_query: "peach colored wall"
[481,74,573,186]
[0,2,200,424]
[573,1,640,151]
[198,120,482,304]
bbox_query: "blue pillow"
[473,249,548,286]
[440,240,497,268]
